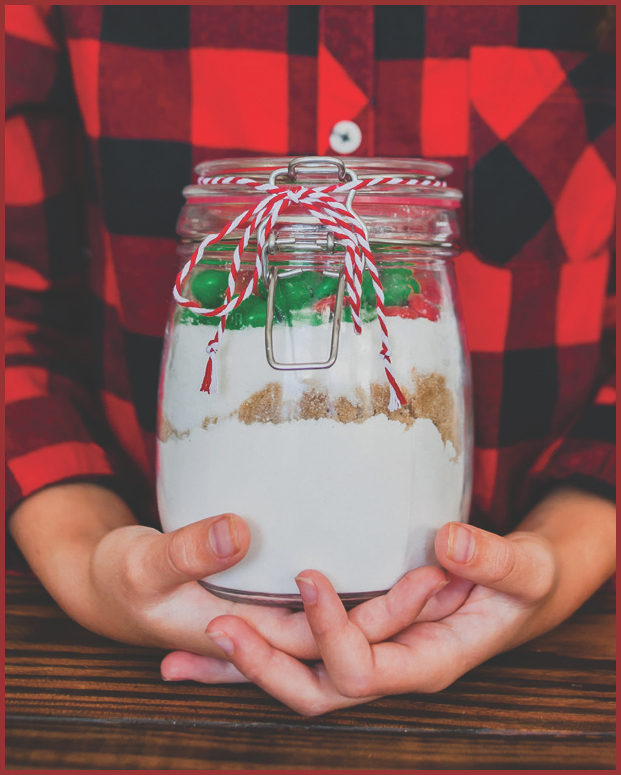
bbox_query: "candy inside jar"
[157,156,473,608]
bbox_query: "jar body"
[157,244,473,606]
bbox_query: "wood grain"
[5,575,616,770]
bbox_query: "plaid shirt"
[6,5,615,570]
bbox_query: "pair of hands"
[85,495,558,716]
[12,484,613,717]
[154,514,558,715]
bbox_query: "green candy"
[381,268,421,307]
[342,305,377,324]
[361,273,376,309]
[179,308,219,326]
[181,267,420,327]
[289,308,324,327]
[257,271,324,321]
[314,274,339,299]
[276,271,322,311]
[190,270,229,308]
[257,271,323,302]
[255,274,268,300]
[226,295,268,330]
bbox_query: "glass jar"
[157,157,473,608]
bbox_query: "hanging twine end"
[388,384,407,412]
[200,358,215,393]
[201,341,220,393]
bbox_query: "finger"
[413,574,474,622]
[241,607,320,662]
[161,650,250,684]
[349,565,449,641]
[435,523,558,602]
[132,514,251,593]
[297,571,451,699]
[206,615,362,716]
[296,570,406,699]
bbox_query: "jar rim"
[187,156,462,201]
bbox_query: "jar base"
[199,581,389,610]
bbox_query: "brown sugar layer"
[159,413,190,442]
[220,372,459,450]
[410,372,458,452]
[335,395,367,424]
[367,377,458,449]
[237,382,284,424]
[369,383,415,427]
[299,389,333,421]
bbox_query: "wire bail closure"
[261,157,358,371]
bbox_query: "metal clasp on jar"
[262,156,361,371]
[263,231,346,370]
[269,155,363,223]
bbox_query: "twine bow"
[173,174,447,411]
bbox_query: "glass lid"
[178,156,462,247]
[185,156,462,202]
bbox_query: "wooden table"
[5,575,615,770]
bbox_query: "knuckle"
[313,621,340,640]
[419,674,453,694]
[237,662,261,684]
[525,574,553,603]
[164,530,198,579]
[238,643,277,686]
[486,543,518,584]
[502,533,559,603]
[117,542,153,595]
[296,699,332,717]
[522,541,559,602]
[335,672,374,699]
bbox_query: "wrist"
[8,483,138,619]
[507,486,615,641]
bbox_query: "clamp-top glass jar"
[157,156,473,607]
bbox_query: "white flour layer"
[157,415,466,594]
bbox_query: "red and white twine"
[173,174,447,411]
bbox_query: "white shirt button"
[329,120,362,154]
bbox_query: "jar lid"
[179,156,462,248]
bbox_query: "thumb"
[435,522,558,603]
[143,513,251,593]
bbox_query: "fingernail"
[208,630,234,655]
[161,669,181,682]
[295,576,318,604]
[447,523,475,563]
[427,577,450,600]
[209,516,240,558]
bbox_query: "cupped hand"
[85,510,462,666]
[82,512,311,659]
[164,522,559,714]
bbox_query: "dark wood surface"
[6,574,616,770]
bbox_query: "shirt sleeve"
[5,6,131,564]
[524,241,616,510]
[525,374,615,506]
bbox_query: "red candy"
[415,271,442,306]
[385,306,419,319]
[408,293,440,321]
[313,295,336,313]
[313,295,355,313]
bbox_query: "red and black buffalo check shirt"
[6,5,616,571]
